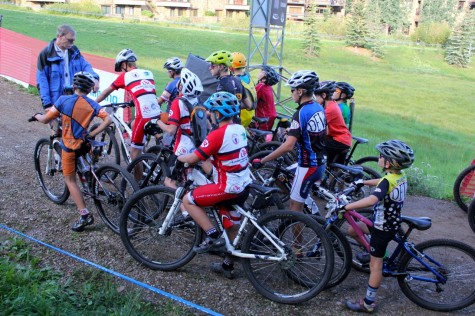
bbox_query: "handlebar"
[100,101,135,109]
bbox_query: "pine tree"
[303,0,321,57]
[446,10,475,67]
[365,0,385,58]
[421,0,458,26]
[378,0,409,35]
[346,0,369,48]
[445,27,465,66]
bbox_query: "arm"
[261,135,297,164]
[344,195,379,211]
[36,49,53,108]
[156,119,177,136]
[241,97,253,110]
[95,86,115,104]
[177,152,201,165]
[89,114,112,138]
[33,106,60,124]
[157,90,171,106]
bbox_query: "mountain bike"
[467,199,475,234]
[323,186,475,312]
[453,160,475,212]
[119,166,335,304]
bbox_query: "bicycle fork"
[158,186,187,235]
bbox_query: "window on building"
[115,6,125,15]
[458,1,465,10]
[101,6,111,15]
[128,6,134,15]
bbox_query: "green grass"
[1,7,474,199]
[0,236,191,315]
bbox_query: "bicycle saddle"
[249,183,281,196]
[352,136,369,144]
[329,163,364,177]
[253,117,269,124]
[401,216,432,231]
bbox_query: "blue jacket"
[36,38,99,109]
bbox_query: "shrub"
[204,11,216,17]
[141,10,154,19]
[318,16,346,37]
[410,22,451,45]
[43,2,103,18]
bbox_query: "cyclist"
[252,70,327,218]
[342,140,414,313]
[255,65,280,131]
[314,80,352,166]
[30,72,112,232]
[206,50,253,112]
[95,48,161,164]
[230,51,256,127]
[333,81,355,129]
[177,91,252,279]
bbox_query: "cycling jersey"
[168,96,199,156]
[337,101,351,128]
[255,83,277,131]
[162,77,180,113]
[217,75,248,103]
[371,172,408,232]
[194,123,251,194]
[287,100,327,167]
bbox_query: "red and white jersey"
[194,123,251,194]
[111,68,161,119]
[168,96,196,156]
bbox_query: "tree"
[378,0,409,35]
[303,0,321,57]
[445,10,475,67]
[421,0,458,26]
[346,0,369,48]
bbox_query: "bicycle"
[467,198,475,234]
[119,165,335,304]
[453,160,475,212]
[323,186,475,312]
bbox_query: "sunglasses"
[64,36,75,44]
[209,64,218,69]
[379,153,385,159]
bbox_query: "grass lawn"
[1,6,474,199]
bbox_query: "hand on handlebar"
[28,113,43,122]
[351,178,365,190]
[251,158,263,169]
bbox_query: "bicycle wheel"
[453,164,475,212]
[468,199,475,234]
[328,165,380,201]
[354,155,380,175]
[241,210,334,304]
[89,124,121,166]
[119,186,202,271]
[34,138,69,204]
[126,153,168,188]
[92,163,139,234]
[397,239,475,312]
[259,141,297,165]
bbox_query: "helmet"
[231,52,246,69]
[163,57,184,71]
[73,71,95,91]
[261,65,280,86]
[314,80,336,96]
[179,68,203,97]
[376,140,414,170]
[205,50,233,67]
[204,92,240,122]
[335,82,355,98]
[286,70,319,91]
[114,48,137,72]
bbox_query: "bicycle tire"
[34,138,69,204]
[240,210,334,304]
[468,199,475,234]
[119,186,202,271]
[353,155,380,173]
[92,163,139,234]
[328,165,380,201]
[453,164,475,212]
[259,141,297,165]
[126,153,168,188]
[89,124,121,167]
[397,239,475,312]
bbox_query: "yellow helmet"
[231,52,246,69]
[205,50,233,67]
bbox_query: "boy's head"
[163,57,184,77]
[314,81,336,102]
[114,48,137,72]
[206,50,232,77]
[73,71,95,94]
[334,82,355,101]
[204,91,240,123]
[376,140,414,171]
[286,70,319,100]
[178,68,203,97]
[258,65,280,86]
[230,52,246,73]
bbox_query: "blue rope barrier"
[0,224,222,316]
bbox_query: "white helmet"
[115,48,137,72]
[179,68,203,97]
[163,57,184,71]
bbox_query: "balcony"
[26,0,65,3]
[115,0,146,5]
[226,0,250,11]
[156,0,191,8]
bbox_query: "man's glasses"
[209,64,218,69]
[64,36,75,44]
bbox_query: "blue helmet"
[204,92,240,122]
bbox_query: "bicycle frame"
[105,104,133,163]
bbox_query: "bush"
[204,11,216,17]
[141,10,154,19]
[318,16,346,37]
[410,22,451,45]
[43,2,103,18]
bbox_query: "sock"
[206,227,220,239]
[364,284,378,304]
[222,257,234,270]
[79,208,90,217]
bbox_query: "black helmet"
[114,48,138,72]
[261,65,280,86]
[73,71,95,91]
[314,80,336,97]
[335,82,355,98]
[376,140,414,170]
[286,70,319,91]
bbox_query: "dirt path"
[1,77,474,315]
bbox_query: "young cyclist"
[333,81,356,129]
[206,50,253,112]
[177,92,252,279]
[29,72,112,232]
[343,140,414,313]
[252,70,327,217]
[95,49,161,164]
[255,65,280,131]
[314,81,352,166]
[230,51,256,127]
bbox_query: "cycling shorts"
[290,164,325,203]
[131,116,158,148]
[187,184,250,208]
[62,149,77,176]
[369,227,397,258]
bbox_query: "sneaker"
[356,251,370,264]
[193,236,226,254]
[71,213,94,232]
[210,262,235,280]
[346,298,376,313]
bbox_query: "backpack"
[239,78,257,127]
[179,97,209,147]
